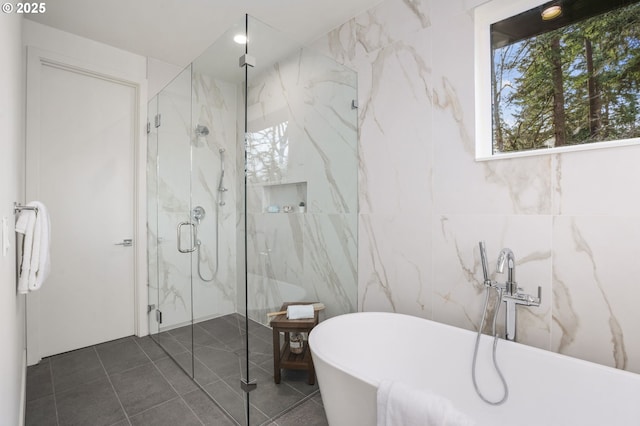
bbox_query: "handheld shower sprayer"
[472,240,509,406]
[479,241,490,285]
[217,148,227,206]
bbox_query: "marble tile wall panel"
[303,213,358,319]
[313,0,640,373]
[358,213,432,318]
[430,9,552,216]
[191,74,238,321]
[317,2,433,216]
[552,216,640,372]
[551,146,640,216]
[246,213,304,283]
[246,48,358,214]
[244,46,359,325]
[244,212,357,324]
[313,0,431,68]
[433,214,552,350]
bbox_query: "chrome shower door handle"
[177,221,197,253]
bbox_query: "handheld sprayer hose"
[471,285,509,405]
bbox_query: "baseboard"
[19,349,26,426]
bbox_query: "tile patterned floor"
[25,314,328,426]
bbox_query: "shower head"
[195,125,209,136]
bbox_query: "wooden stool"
[270,302,319,385]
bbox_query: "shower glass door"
[148,65,195,376]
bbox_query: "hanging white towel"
[377,380,475,426]
[15,201,51,293]
[15,208,36,294]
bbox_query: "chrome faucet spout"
[496,248,516,294]
[497,247,517,341]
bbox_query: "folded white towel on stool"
[377,380,475,426]
[287,305,314,319]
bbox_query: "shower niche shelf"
[260,181,307,214]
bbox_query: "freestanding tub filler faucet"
[496,247,542,341]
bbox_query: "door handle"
[177,221,197,253]
[114,238,133,247]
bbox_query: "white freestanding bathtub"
[309,312,640,426]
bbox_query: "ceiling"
[26,0,382,67]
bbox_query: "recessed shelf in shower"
[259,181,307,214]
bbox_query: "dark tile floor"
[25,314,328,426]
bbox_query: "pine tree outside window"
[475,0,640,160]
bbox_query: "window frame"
[474,0,640,161]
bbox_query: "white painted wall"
[147,56,183,100]
[22,21,150,339]
[0,12,26,426]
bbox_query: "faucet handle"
[503,285,542,306]
[527,286,542,306]
[536,285,542,304]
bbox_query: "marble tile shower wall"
[191,72,239,320]
[245,48,358,324]
[149,69,238,328]
[312,0,640,373]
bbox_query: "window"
[246,121,289,182]
[475,0,640,160]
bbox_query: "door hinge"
[146,121,151,134]
[155,309,162,324]
[154,114,161,128]
[147,304,156,314]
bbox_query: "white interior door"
[26,50,138,362]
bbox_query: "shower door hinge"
[155,309,162,324]
[146,121,151,134]
[240,378,257,393]
[351,99,359,109]
[154,114,162,128]
[147,304,156,314]
[239,54,256,68]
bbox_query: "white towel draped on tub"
[377,380,475,426]
[15,201,51,293]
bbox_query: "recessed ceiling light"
[233,34,248,44]
[541,5,562,20]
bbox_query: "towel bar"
[14,202,38,215]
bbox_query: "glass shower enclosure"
[147,15,358,425]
